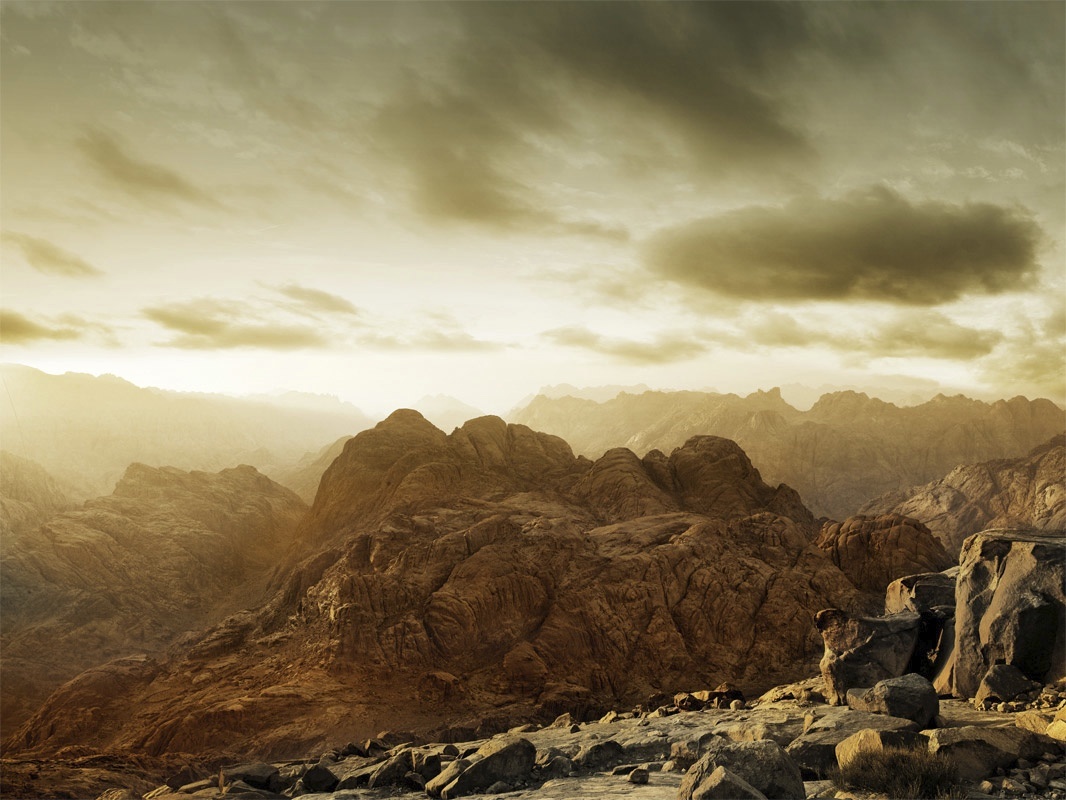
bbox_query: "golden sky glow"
[1,1,1063,414]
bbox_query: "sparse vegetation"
[830,746,967,800]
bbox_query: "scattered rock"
[679,738,804,800]
[439,736,535,798]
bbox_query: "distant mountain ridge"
[0,364,374,499]
[510,388,1065,519]
[860,435,1066,555]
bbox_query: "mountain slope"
[860,435,1066,555]
[0,451,76,543]
[0,364,373,499]
[0,464,307,738]
[9,412,876,760]
[511,389,1065,519]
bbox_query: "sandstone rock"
[785,708,920,778]
[885,570,957,615]
[949,530,1066,699]
[861,436,1066,556]
[573,740,625,772]
[1015,709,1054,735]
[426,758,471,798]
[1047,708,1066,741]
[846,673,939,728]
[976,664,1043,706]
[925,725,1050,781]
[627,767,649,784]
[834,728,930,769]
[815,609,922,705]
[688,765,768,799]
[679,738,804,800]
[818,514,953,593]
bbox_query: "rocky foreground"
[4,677,1065,800]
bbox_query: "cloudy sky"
[2,1,1063,415]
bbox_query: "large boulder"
[437,737,536,798]
[948,529,1066,699]
[784,708,920,779]
[689,766,768,800]
[845,673,939,728]
[679,738,804,800]
[885,570,957,615]
[835,728,930,769]
[815,609,922,705]
[817,515,953,593]
[925,725,1051,781]
[974,664,1041,707]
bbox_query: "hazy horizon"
[2,2,1064,413]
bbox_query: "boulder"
[1047,708,1066,742]
[220,763,279,792]
[573,739,625,772]
[925,725,1050,781]
[1015,709,1053,735]
[949,530,1066,699]
[679,738,804,800]
[835,728,930,769]
[785,708,920,779]
[975,664,1042,706]
[439,737,536,798]
[300,764,337,793]
[425,758,471,798]
[845,673,939,728]
[885,570,957,615]
[815,609,922,704]
[689,765,767,799]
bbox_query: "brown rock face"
[0,464,307,738]
[0,451,76,543]
[817,514,953,592]
[861,436,1066,556]
[512,388,1065,520]
[7,413,865,760]
[947,529,1066,699]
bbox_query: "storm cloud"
[645,186,1043,305]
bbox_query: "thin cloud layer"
[0,310,82,343]
[77,129,222,209]
[645,186,1042,305]
[143,299,328,350]
[544,326,706,365]
[275,284,360,317]
[3,231,103,278]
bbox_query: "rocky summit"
[7,412,884,762]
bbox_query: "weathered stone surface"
[925,725,1050,781]
[689,765,767,800]
[441,736,536,798]
[815,609,922,705]
[1047,708,1066,742]
[573,740,624,772]
[834,728,930,769]
[679,738,804,800]
[626,767,649,785]
[949,530,1066,699]
[426,758,471,798]
[846,673,939,728]
[818,514,953,593]
[220,763,279,791]
[785,708,920,778]
[862,436,1066,556]
[885,570,957,615]
[299,764,337,793]
[1015,709,1054,735]
[975,664,1042,706]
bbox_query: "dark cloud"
[77,129,222,208]
[0,310,82,343]
[543,325,705,364]
[645,186,1042,305]
[143,299,328,350]
[3,231,103,277]
[275,284,360,316]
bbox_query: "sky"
[1,1,1064,416]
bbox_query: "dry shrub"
[830,746,967,800]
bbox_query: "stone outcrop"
[884,569,956,614]
[0,464,307,739]
[512,388,1065,520]
[861,436,1066,555]
[814,609,922,705]
[817,514,953,592]
[7,412,865,760]
[947,529,1065,700]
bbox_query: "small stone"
[569,724,581,733]
[1017,759,1034,769]
[662,760,679,772]
[730,699,745,710]
[644,762,663,772]
[628,767,650,785]
[979,780,996,793]
[998,702,1009,712]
